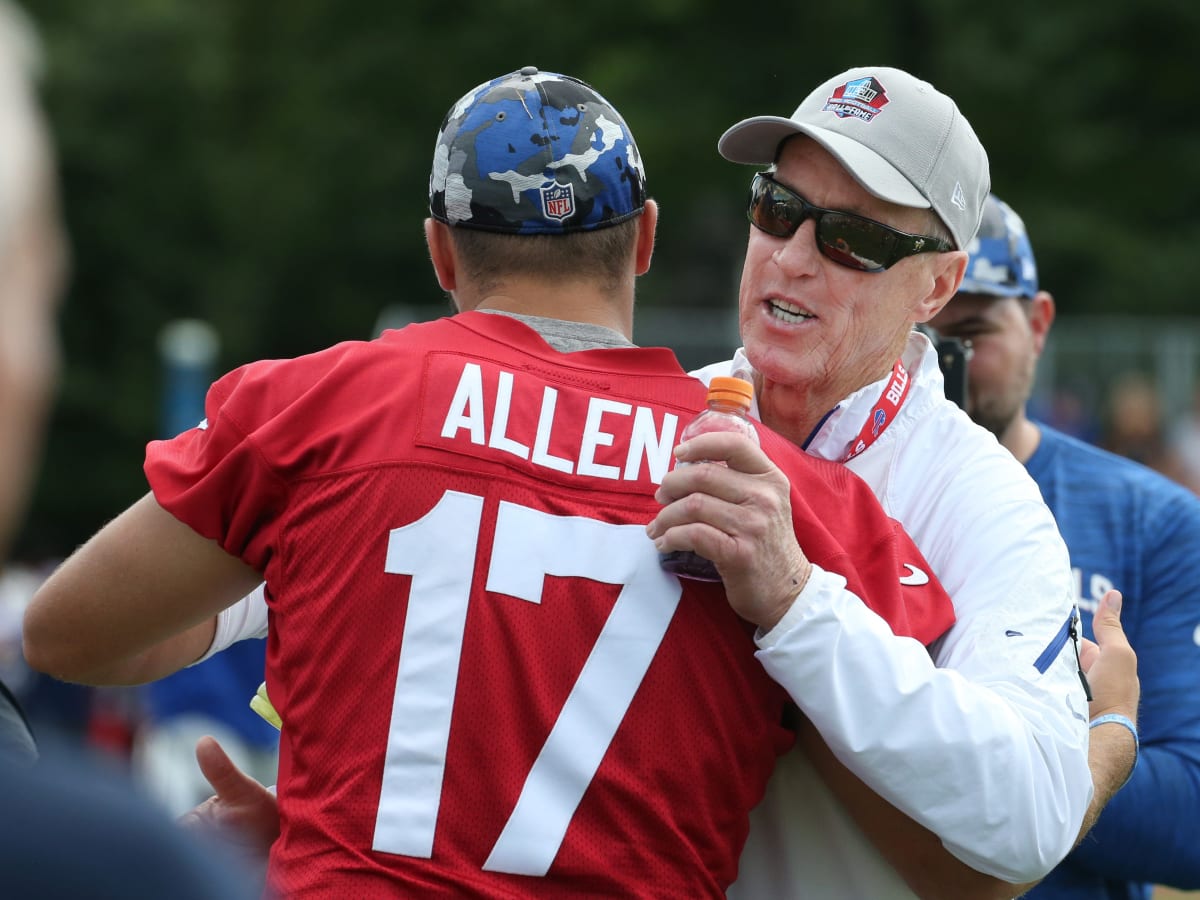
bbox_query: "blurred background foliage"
[17,0,1200,557]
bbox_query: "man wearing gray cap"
[652,66,1138,897]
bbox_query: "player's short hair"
[448,218,640,294]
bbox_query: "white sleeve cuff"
[188,582,270,666]
[754,563,836,649]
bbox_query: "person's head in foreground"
[0,0,67,561]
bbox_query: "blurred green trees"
[17,0,1200,555]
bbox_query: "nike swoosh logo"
[899,564,930,586]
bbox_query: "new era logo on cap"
[951,182,967,211]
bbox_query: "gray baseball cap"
[719,66,989,250]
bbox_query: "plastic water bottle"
[659,376,759,582]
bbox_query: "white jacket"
[693,331,1091,896]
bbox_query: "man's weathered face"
[737,135,948,403]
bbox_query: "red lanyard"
[841,358,911,462]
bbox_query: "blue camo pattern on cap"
[429,67,646,234]
[959,194,1038,298]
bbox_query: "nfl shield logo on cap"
[541,183,575,221]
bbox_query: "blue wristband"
[1090,713,1139,790]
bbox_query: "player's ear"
[1028,290,1056,355]
[634,199,657,276]
[425,218,457,292]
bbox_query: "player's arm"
[62,581,271,685]
[64,619,218,685]
[23,492,263,685]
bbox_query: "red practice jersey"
[145,312,953,899]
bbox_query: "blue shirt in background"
[1024,425,1200,900]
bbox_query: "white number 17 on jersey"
[372,490,682,877]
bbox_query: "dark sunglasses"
[747,172,952,273]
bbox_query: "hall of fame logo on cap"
[541,183,575,222]
[824,76,889,121]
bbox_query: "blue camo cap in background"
[958,193,1039,299]
[429,66,647,234]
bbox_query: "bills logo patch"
[824,76,889,121]
[541,183,575,221]
[871,408,887,436]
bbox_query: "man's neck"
[755,377,836,446]
[754,359,897,448]
[1001,413,1042,465]
[470,280,633,340]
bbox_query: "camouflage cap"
[429,66,646,234]
[958,194,1038,299]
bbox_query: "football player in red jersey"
[24,67,956,898]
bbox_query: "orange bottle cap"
[707,376,754,408]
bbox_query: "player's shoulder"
[218,321,454,407]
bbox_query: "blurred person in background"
[1166,384,1200,496]
[0,7,61,575]
[0,4,262,897]
[1101,371,1176,477]
[0,0,64,769]
[930,192,1199,900]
